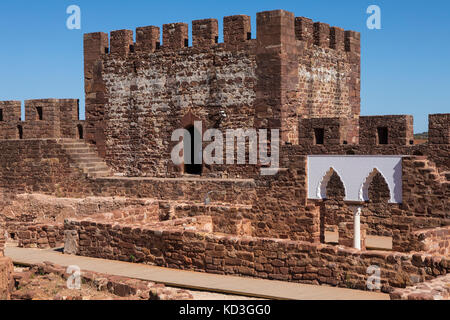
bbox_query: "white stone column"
[353,206,362,250]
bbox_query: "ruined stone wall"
[390,274,450,300]
[0,194,163,224]
[0,138,446,247]
[318,200,397,240]
[8,223,65,249]
[84,152,312,241]
[0,135,314,241]
[407,226,450,256]
[395,156,450,251]
[65,218,449,292]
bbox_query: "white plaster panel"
[307,156,403,203]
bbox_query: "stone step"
[61,145,91,150]
[88,171,111,178]
[58,139,113,178]
[64,148,95,154]
[69,154,99,161]
[87,165,109,173]
[78,162,107,169]
[61,142,87,147]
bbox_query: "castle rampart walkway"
[5,246,389,300]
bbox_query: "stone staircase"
[58,139,112,178]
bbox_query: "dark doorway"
[77,124,84,139]
[184,125,202,175]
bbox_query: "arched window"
[317,168,346,200]
[359,168,391,202]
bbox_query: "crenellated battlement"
[298,114,450,147]
[0,99,84,140]
[429,114,450,144]
[83,10,359,59]
[295,17,360,53]
[82,10,362,157]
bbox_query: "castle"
[0,10,448,299]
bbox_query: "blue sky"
[0,0,448,133]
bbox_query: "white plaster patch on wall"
[298,65,347,83]
[103,51,256,113]
[307,156,403,203]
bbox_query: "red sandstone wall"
[0,139,447,247]
[65,218,449,292]
[294,17,360,144]
[0,99,84,140]
[395,157,450,251]
[390,274,450,300]
[359,115,414,146]
[408,226,450,256]
[0,140,91,195]
[84,10,360,177]
[429,114,450,145]
[0,101,21,139]
[101,46,257,177]
[8,223,64,249]
[0,137,313,241]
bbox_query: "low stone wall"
[1,193,162,224]
[390,274,450,300]
[65,218,449,293]
[8,223,65,249]
[169,203,254,236]
[64,216,214,256]
[408,226,450,256]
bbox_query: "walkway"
[5,246,389,300]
